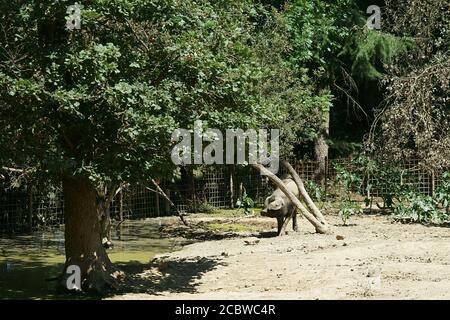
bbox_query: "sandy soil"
[111,213,450,300]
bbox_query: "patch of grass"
[205,208,262,218]
[205,223,259,233]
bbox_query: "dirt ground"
[111,212,450,300]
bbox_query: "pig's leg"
[279,215,293,236]
[277,217,284,236]
[292,210,298,232]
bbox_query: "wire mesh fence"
[0,188,28,234]
[1,157,449,234]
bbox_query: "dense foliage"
[332,156,450,225]
[0,0,322,186]
[371,0,450,169]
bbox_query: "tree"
[370,0,450,169]
[285,0,409,176]
[284,0,363,185]
[0,0,318,292]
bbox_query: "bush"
[187,200,215,213]
[335,163,362,198]
[393,192,449,225]
[304,180,326,202]
[435,172,450,214]
[236,191,255,216]
[334,163,363,225]
[339,200,363,225]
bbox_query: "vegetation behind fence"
[0,157,447,233]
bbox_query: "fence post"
[119,189,124,221]
[27,184,33,233]
[229,165,235,209]
[431,170,436,196]
[324,158,328,200]
[165,189,171,214]
[192,169,197,213]
[155,191,160,217]
[238,181,243,201]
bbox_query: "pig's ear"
[266,195,275,205]
[269,198,284,210]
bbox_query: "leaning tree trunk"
[62,175,121,293]
[282,161,328,228]
[252,164,329,234]
[148,178,189,226]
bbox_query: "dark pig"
[261,178,299,235]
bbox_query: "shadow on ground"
[257,231,279,238]
[115,256,225,296]
[159,219,277,242]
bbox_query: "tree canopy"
[0,0,321,186]
[370,0,450,169]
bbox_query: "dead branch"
[148,179,189,226]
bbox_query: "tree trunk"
[99,202,112,248]
[99,185,119,249]
[252,164,329,234]
[314,109,330,188]
[282,161,329,228]
[62,175,121,293]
